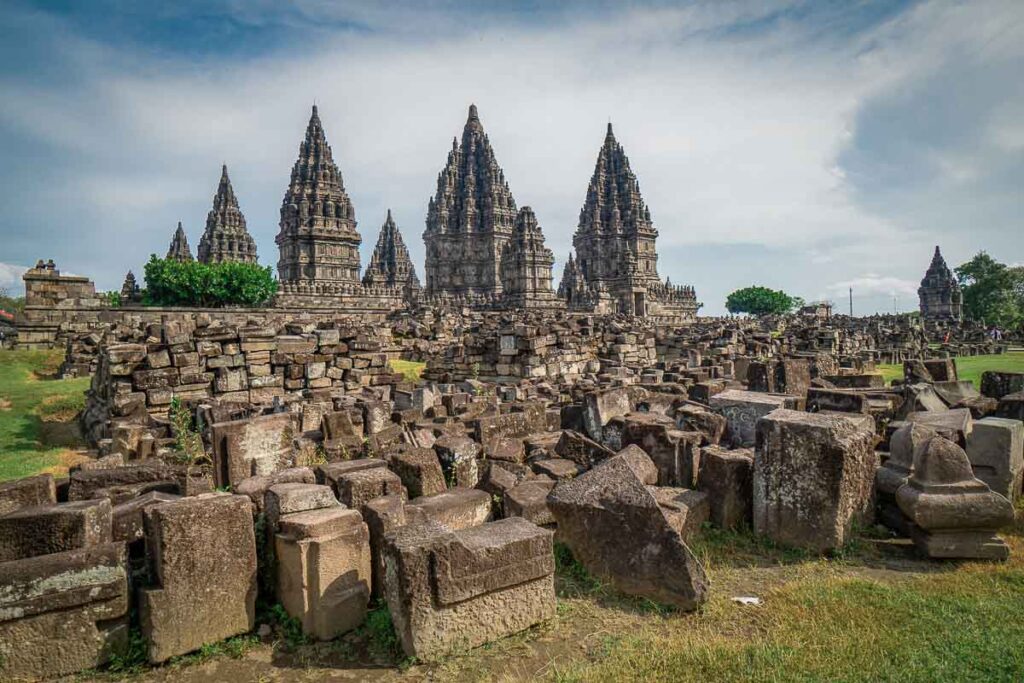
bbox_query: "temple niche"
[918,246,963,322]
[560,123,700,320]
[276,105,362,286]
[197,165,258,264]
[363,210,421,302]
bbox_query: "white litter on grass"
[731,596,762,606]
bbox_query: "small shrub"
[169,397,211,480]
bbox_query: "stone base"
[909,525,1010,560]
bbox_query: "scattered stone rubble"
[1,310,1021,679]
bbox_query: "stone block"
[547,453,708,610]
[0,499,112,562]
[334,467,406,510]
[0,543,129,681]
[433,434,482,488]
[407,487,492,530]
[504,479,556,525]
[649,487,709,542]
[696,445,753,530]
[112,491,180,544]
[209,412,296,488]
[383,518,555,659]
[363,494,408,599]
[582,387,632,441]
[710,389,798,448]
[276,507,371,640]
[0,473,56,516]
[981,371,1024,400]
[140,493,257,663]
[965,417,1024,501]
[754,410,877,552]
[389,447,447,498]
[234,467,317,513]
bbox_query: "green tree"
[725,286,801,316]
[143,255,277,307]
[955,251,1024,328]
[0,287,25,315]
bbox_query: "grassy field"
[0,349,90,481]
[876,351,1024,387]
[390,359,426,382]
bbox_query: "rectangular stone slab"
[430,517,554,606]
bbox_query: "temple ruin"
[559,123,701,320]
[918,245,964,322]
[196,165,258,264]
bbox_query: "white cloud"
[827,274,919,298]
[0,262,28,292]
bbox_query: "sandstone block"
[754,409,877,552]
[140,494,257,663]
[276,507,371,640]
[696,445,753,530]
[383,518,555,659]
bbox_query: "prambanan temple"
[155,104,702,320]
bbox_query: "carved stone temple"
[423,105,557,309]
[363,209,421,300]
[197,165,258,264]
[276,106,362,289]
[918,246,963,322]
[558,123,700,320]
[500,206,556,308]
[166,222,193,262]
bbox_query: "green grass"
[0,349,90,481]
[548,568,1024,682]
[390,359,426,382]
[876,351,1024,388]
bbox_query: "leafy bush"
[726,286,803,316]
[143,255,277,307]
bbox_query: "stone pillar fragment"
[754,409,877,552]
[276,507,371,640]
[139,493,257,663]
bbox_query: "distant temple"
[197,165,258,264]
[363,210,421,300]
[422,105,557,308]
[138,103,700,318]
[559,123,700,320]
[276,105,362,286]
[166,222,193,262]
[918,246,963,322]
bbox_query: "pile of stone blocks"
[0,475,130,680]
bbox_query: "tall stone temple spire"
[500,206,555,306]
[566,123,699,319]
[276,105,362,284]
[197,165,258,264]
[423,104,519,301]
[574,122,659,286]
[166,222,193,262]
[363,209,421,295]
[918,246,963,321]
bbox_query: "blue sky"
[1,0,1021,315]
